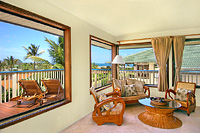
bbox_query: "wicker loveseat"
[112,78,150,104]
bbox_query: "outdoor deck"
[0,97,64,120]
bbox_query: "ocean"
[95,63,111,66]
[95,63,133,67]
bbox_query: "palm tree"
[23,44,47,70]
[4,56,19,71]
[45,37,64,69]
[0,61,2,71]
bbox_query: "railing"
[180,71,200,86]
[0,69,64,103]
[119,70,159,85]
[91,69,112,89]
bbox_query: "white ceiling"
[46,0,200,37]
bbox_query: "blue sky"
[92,45,150,63]
[0,21,59,63]
[1,21,150,64]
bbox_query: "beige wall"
[1,0,115,133]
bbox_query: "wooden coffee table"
[138,98,182,129]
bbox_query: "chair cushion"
[102,103,123,115]
[113,79,126,96]
[175,88,188,102]
[134,80,145,95]
[127,78,136,85]
[98,93,112,111]
[123,84,137,97]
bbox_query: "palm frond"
[54,63,64,69]
[26,56,49,63]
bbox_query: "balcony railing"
[91,69,159,89]
[91,69,112,89]
[0,69,64,103]
[180,71,200,86]
[119,70,159,85]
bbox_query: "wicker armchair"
[165,81,196,116]
[90,87,125,126]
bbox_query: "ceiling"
[46,0,200,37]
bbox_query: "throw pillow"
[113,79,126,97]
[113,79,122,89]
[134,80,145,95]
[123,84,137,97]
[175,88,188,102]
[126,78,136,85]
[98,93,112,111]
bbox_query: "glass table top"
[139,98,181,109]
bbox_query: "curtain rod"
[117,33,200,44]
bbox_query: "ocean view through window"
[90,36,113,89]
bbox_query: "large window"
[0,2,71,128]
[178,39,200,87]
[119,44,158,86]
[90,36,114,90]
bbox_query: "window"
[178,39,200,87]
[0,2,71,128]
[119,44,158,85]
[90,35,114,90]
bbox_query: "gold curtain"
[151,37,172,91]
[173,36,185,87]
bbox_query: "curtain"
[173,36,185,87]
[151,37,172,91]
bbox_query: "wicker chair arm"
[187,91,196,106]
[165,89,176,99]
[93,97,125,116]
[187,91,195,98]
[106,91,121,97]
[143,86,150,97]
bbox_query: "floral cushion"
[175,88,188,102]
[98,93,112,111]
[134,80,145,95]
[123,84,137,97]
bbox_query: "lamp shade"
[112,55,125,64]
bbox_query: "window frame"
[0,1,71,129]
[90,35,116,91]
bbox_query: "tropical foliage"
[4,56,19,71]
[0,61,6,71]
[92,63,98,69]
[23,44,47,70]
[45,37,64,69]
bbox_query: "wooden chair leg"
[17,100,21,105]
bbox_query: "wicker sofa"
[112,78,150,104]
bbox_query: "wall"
[1,0,115,133]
